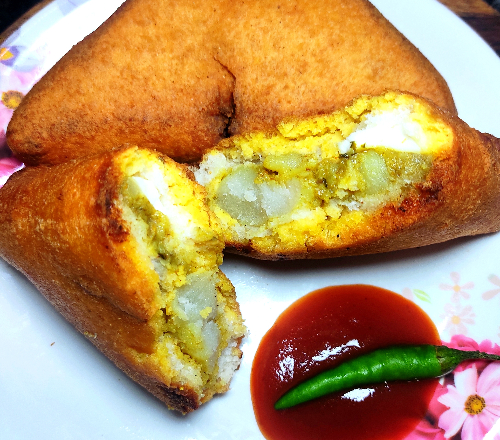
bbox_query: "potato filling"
[119,161,226,380]
[213,148,431,227]
[195,98,451,250]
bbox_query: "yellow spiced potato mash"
[195,91,500,259]
[0,146,246,413]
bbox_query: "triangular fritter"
[7,0,456,165]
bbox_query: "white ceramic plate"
[1,1,500,439]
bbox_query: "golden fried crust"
[7,0,235,166]
[0,147,238,413]
[21,272,201,413]
[7,0,455,166]
[226,102,500,260]
[216,0,456,136]
[0,150,161,320]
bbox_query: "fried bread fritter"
[7,0,455,166]
[0,146,246,413]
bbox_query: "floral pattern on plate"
[0,44,42,184]
[0,0,116,186]
[405,336,500,440]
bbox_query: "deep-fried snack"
[7,0,455,166]
[194,91,500,260]
[0,146,246,413]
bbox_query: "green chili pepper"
[274,345,500,410]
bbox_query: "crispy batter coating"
[195,91,500,260]
[0,146,246,413]
[7,0,455,166]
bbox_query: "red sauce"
[251,284,441,440]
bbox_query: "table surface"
[439,0,500,57]
[1,0,500,58]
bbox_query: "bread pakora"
[0,146,246,413]
[194,91,500,260]
[7,0,455,166]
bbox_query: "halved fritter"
[0,146,246,413]
[195,91,500,260]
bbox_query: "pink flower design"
[0,156,23,186]
[441,303,475,337]
[0,45,44,169]
[0,103,12,126]
[0,53,42,132]
[483,274,500,301]
[405,338,500,440]
[0,68,37,96]
[0,68,37,155]
[0,50,39,183]
[438,363,500,439]
[440,272,474,302]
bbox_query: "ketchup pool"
[250,284,441,440]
